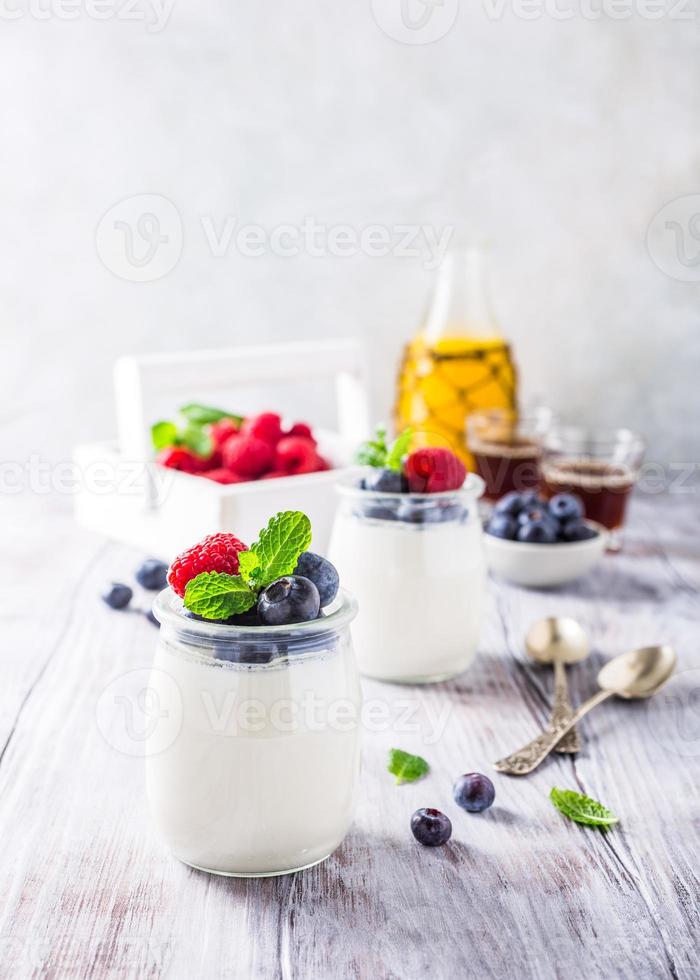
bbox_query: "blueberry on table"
[453,773,495,813]
[561,520,598,542]
[135,559,169,591]
[411,808,452,847]
[486,514,517,540]
[145,609,160,627]
[517,519,558,544]
[548,493,584,525]
[294,552,340,607]
[101,583,133,610]
[257,576,321,626]
[363,468,407,493]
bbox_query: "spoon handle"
[552,657,581,754]
[494,689,612,776]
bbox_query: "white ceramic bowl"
[484,520,608,588]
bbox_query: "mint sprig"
[355,426,412,472]
[182,511,312,620]
[151,402,243,455]
[388,748,429,785]
[184,571,257,620]
[550,788,619,828]
[241,511,312,589]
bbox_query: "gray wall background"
[2,2,699,470]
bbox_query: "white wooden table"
[1,492,698,980]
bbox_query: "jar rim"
[152,586,358,644]
[335,467,485,502]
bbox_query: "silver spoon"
[494,644,677,776]
[525,617,589,754]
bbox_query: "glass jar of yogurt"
[328,473,486,683]
[147,588,361,877]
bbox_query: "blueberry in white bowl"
[484,490,607,587]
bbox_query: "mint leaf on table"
[385,428,413,471]
[184,572,257,620]
[151,420,179,451]
[388,748,429,785]
[245,511,312,589]
[550,788,619,828]
[179,403,244,426]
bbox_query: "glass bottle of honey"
[394,246,518,468]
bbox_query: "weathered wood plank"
[0,494,698,979]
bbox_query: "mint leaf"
[151,420,178,451]
[179,403,243,426]
[238,550,260,585]
[550,788,619,828]
[388,748,429,785]
[184,571,257,620]
[178,424,213,458]
[355,425,389,468]
[386,428,413,471]
[246,511,312,589]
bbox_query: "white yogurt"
[328,486,486,683]
[146,595,361,876]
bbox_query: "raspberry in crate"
[72,340,370,557]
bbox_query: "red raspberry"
[405,448,466,493]
[167,532,248,598]
[259,469,290,480]
[210,418,240,450]
[285,422,316,444]
[223,434,274,478]
[275,436,320,475]
[241,413,283,445]
[156,447,205,474]
[201,468,247,484]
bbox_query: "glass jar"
[147,588,361,877]
[328,473,486,684]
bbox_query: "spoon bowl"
[598,644,677,699]
[526,617,590,666]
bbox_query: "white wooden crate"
[73,339,370,559]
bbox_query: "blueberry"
[561,520,598,542]
[364,468,407,493]
[494,492,526,518]
[214,642,277,664]
[135,558,169,591]
[355,502,399,521]
[294,552,340,607]
[548,493,584,525]
[517,506,556,528]
[410,808,452,847]
[258,576,321,626]
[453,772,495,813]
[520,490,547,509]
[145,609,160,627]
[439,503,467,523]
[486,514,517,540]
[101,583,133,610]
[224,608,263,626]
[517,519,557,544]
[397,501,442,524]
